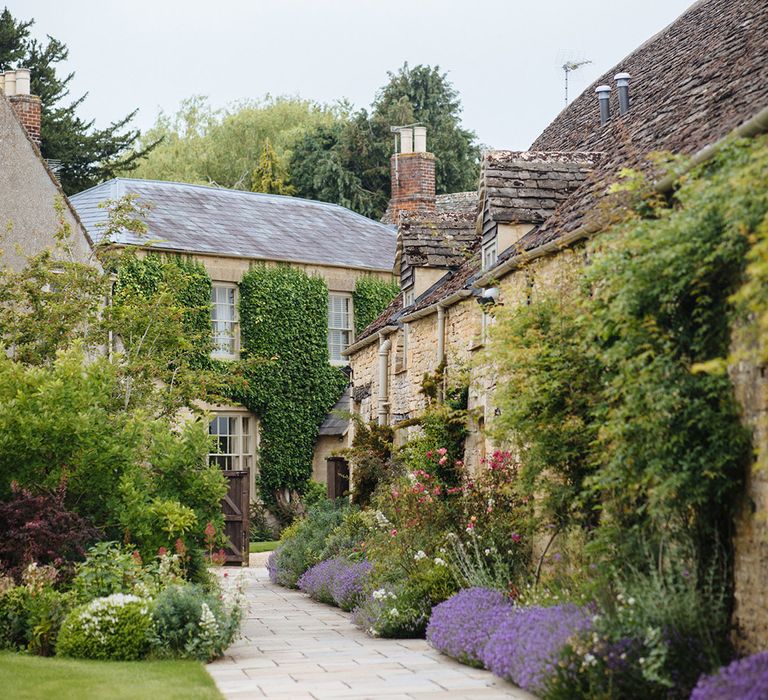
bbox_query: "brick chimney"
[388,125,435,222]
[1,68,42,148]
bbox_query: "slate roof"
[318,388,351,436]
[70,178,397,271]
[480,151,598,226]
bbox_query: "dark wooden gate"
[326,457,349,500]
[221,470,250,565]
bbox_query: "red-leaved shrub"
[0,480,97,581]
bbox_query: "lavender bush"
[296,557,372,611]
[426,588,513,667]
[298,558,346,605]
[330,560,372,611]
[480,603,592,694]
[690,652,768,700]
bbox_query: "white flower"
[584,653,596,666]
[627,597,636,606]
[389,608,399,617]
[372,588,387,601]
[414,550,427,561]
[434,558,446,566]
[374,511,391,527]
[484,548,491,556]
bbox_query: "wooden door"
[221,470,250,565]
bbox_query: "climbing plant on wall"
[490,135,768,567]
[352,276,399,336]
[237,265,348,503]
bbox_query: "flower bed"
[426,587,513,667]
[690,651,768,700]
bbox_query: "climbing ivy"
[490,136,768,566]
[352,276,399,335]
[237,265,347,503]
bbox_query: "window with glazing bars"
[211,285,237,357]
[328,294,352,363]
[208,414,253,471]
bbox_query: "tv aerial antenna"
[562,59,592,106]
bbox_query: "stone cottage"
[70,177,397,500]
[345,0,768,651]
[0,68,93,270]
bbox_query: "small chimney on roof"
[2,68,42,148]
[614,72,631,116]
[387,124,435,222]
[595,85,611,126]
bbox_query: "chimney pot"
[399,127,413,154]
[14,68,30,95]
[4,70,16,97]
[595,85,611,125]
[413,126,427,153]
[614,72,631,116]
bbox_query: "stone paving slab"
[207,563,538,700]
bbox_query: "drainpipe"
[377,333,392,426]
[436,305,446,366]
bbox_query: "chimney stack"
[389,125,435,222]
[595,85,611,126]
[2,68,42,148]
[614,72,631,116]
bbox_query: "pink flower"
[511,532,522,543]
[426,451,434,458]
[439,456,448,465]
[390,529,398,537]
[437,448,448,456]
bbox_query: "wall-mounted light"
[477,287,500,306]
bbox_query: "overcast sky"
[8,0,694,150]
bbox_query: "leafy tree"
[252,138,295,195]
[129,95,338,189]
[0,7,156,194]
[290,63,481,218]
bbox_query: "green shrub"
[0,585,29,650]
[56,593,153,661]
[352,582,431,638]
[268,500,350,587]
[150,584,242,662]
[71,542,146,602]
[320,508,372,561]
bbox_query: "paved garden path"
[207,556,538,700]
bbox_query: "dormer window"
[403,288,415,308]
[482,239,498,271]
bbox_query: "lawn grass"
[0,652,223,700]
[250,540,280,553]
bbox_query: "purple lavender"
[426,588,513,667]
[266,550,279,584]
[690,651,768,700]
[480,603,592,694]
[298,558,346,605]
[330,560,372,611]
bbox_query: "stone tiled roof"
[351,292,404,345]
[398,211,477,271]
[480,151,598,225]
[381,190,478,225]
[514,0,768,254]
[70,178,397,271]
[435,191,479,216]
[348,0,768,351]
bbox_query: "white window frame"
[211,283,239,359]
[403,287,415,308]
[208,412,255,473]
[328,292,353,365]
[482,239,498,271]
